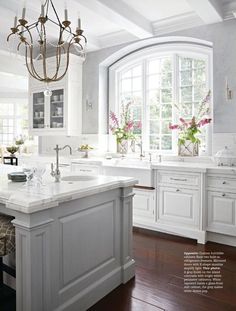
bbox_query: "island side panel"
[51,187,135,311]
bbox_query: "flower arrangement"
[109,102,142,144]
[169,91,211,150]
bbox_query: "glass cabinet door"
[33,92,45,129]
[50,89,64,129]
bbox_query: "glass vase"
[178,140,199,157]
[116,139,128,155]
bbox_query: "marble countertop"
[0,165,137,214]
[71,157,236,173]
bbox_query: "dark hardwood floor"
[89,229,236,311]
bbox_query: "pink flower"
[136,121,142,129]
[198,118,212,127]
[109,111,119,127]
[126,120,134,130]
[169,123,179,130]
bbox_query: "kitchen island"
[0,166,137,311]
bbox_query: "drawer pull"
[176,189,180,192]
[80,169,92,172]
[222,193,226,197]
[171,178,187,182]
[222,181,226,185]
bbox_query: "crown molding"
[152,12,204,36]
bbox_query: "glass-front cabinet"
[29,54,83,136]
[30,87,66,133]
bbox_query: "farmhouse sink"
[61,175,97,182]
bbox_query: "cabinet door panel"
[158,187,199,227]
[133,189,155,221]
[50,89,64,129]
[32,92,45,129]
[207,191,236,236]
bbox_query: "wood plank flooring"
[88,229,236,311]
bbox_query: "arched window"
[109,40,212,155]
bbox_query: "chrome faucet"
[137,140,145,160]
[51,144,72,182]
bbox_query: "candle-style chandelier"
[7,0,87,84]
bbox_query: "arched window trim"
[106,37,213,155]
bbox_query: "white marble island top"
[0,165,137,214]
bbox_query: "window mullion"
[142,59,148,151]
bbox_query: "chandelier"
[7,0,87,84]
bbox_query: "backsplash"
[39,134,108,156]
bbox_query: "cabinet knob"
[222,181,226,184]
[176,189,180,192]
[222,193,226,197]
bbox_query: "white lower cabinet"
[133,188,155,223]
[158,186,200,228]
[207,191,236,236]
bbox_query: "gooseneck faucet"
[51,144,72,182]
[137,140,145,160]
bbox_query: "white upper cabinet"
[29,54,84,136]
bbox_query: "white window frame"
[109,42,213,155]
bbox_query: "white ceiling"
[123,0,193,22]
[0,0,236,54]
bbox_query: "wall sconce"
[86,98,93,111]
[226,77,233,100]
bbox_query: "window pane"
[132,65,142,76]
[161,135,172,150]
[149,120,159,134]
[194,68,206,85]
[180,102,192,118]
[161,58,172,72]
[148,75,160,89]
[162,120,171,134]
[149,105,160,119]
[161,89,172,103]
[121,79,132,93]
[149,136,160,150]
[161,104,172,119]
[148,60,160,74]
[147,90,160,105]
[132,77,142,91]
[180,70,192,86]
[180,86,192,102]
[180,58,192,70]
[122,69,132,79]
[130,106,142,120]
[162,72,172,88]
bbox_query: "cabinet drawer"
[71,164,101,175]
[158,171,199,187]
[207,176,236,191]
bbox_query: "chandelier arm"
[53,41,73,82]
[50,45,62,81]
[49,0,62,27]
[7,32,16,42]
[24,25,34,46]
[25,45,43,81]
[28,45,45,81]
[41,22,48,81]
